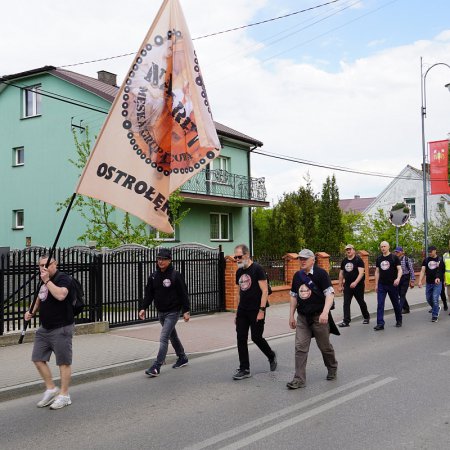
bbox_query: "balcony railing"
[181,169,267,202]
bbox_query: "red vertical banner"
[429,140,450,195]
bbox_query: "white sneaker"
[49,394,72,410]
[36,388,59,408]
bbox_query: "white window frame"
[23,85,42,118]
[210,212,230,241]
[13,210,24,229]
[213,157,230,185]
[404,197,416,218]
[13,147,24,166]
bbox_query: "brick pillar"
[284,253,300,284]
[224,256,239,311]
[315,252,330,273]
[358,250,369,281]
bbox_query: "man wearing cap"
[232,244,277,380]
[287,249,338,389]
[394,246,415,314]
[418,246,444,322]
[374,241,403,331]
[138,248,190,376]
[442,242,450,313]
[337,244,370,327]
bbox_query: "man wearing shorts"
[24,255,74,409]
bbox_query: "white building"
[364,165,450,225]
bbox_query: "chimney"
[97,70,117,86]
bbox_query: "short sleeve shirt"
[422,256,444,284]
[38,271,73,329]
[340,256,365,284]
[376,253,400,285]
[236,262,266,311]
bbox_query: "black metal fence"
[254,254,285,286]
[0,244,225,335]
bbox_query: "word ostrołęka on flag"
[76,0,220,233]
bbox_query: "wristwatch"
[259,306,266,312]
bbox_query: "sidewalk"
[0,287,429,402]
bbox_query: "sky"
[3,0,450,205]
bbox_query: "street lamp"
[420,57,450,251]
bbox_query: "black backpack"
[70,277,85,316]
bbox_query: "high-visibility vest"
[443,252,450,284]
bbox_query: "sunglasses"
[156,257,170,261]
[234,255,244,260]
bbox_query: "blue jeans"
[425,283,442,317]
[156,311,186,366]
[377,283,402,326]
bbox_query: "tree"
[317,175,343,253]
[58,128,188,248]
[296,174,319,250]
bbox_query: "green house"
[0,66,268,254]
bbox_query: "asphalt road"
[1,306,450,450]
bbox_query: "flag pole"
[18,193,78,344]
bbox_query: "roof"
[1,65,263,147]
[339,196,376,213]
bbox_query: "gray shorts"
[32,324,74,366]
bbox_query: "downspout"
[248,145,257,255]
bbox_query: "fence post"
[0,255,4,336]
[315,252,330,273]
[358,250,370,290]
[283,253,300,284]
[218,251,226,310]
[95,253,104,322]
[224,255,239,311]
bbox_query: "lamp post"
[420,57,450,251]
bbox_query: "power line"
[59,0,342,69]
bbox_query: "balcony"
[181,169,268,205]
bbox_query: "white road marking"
[185,375,383,450]
[218,377,396,450]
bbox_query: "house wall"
[364,166,450,226]
[0,73,111,249]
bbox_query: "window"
[13,210,24,229]
[13,147,24,166]
[210,213,230,240]
[23,85,42,118]
[404,198,416,218]
[217,156,229,172]
[214,157,230,184]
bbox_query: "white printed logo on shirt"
[345,262,354,272]
[38,284,48,301]
[163,278,172,287]
[428,260,439,270]
[380,260,391,271]
[239,274,252,291]
[298,284,312,300]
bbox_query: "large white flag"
[76,0,220,233]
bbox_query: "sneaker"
[326,369,337,380]
[172,356,189,369]
[49,394,71,410]
[438,306,442,317]
[429,309,432,313]
[373,325,384,331]
[269,353,277,372]
[233,369,251,380]
[338,322,350,327]
[402,309,410,314]
[395,322,402,328]
[444,306,448,311]
[286,378,306,389]
[145,364,160,377]
[432,316,438,323]
[36,387,59,408]
[363,318,370,324]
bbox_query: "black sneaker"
[444,306,448,311]
[363,318,370,324]
[172,356,189,369]
[326,369,337,380]
[269,353,277,372]
[233,369,251,380]
[432,316,438,323]
[145,364,160,377]
[373,325,384,331]
[395,322,402,327]
[338,322,350,327]
[402,309,410,314]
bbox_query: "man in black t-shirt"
[287,249,338,389]
[374,241,402,330]
[418,245,444,322]
[24,255,74,410]
[338,244,370,327]
[232,244,276,380]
